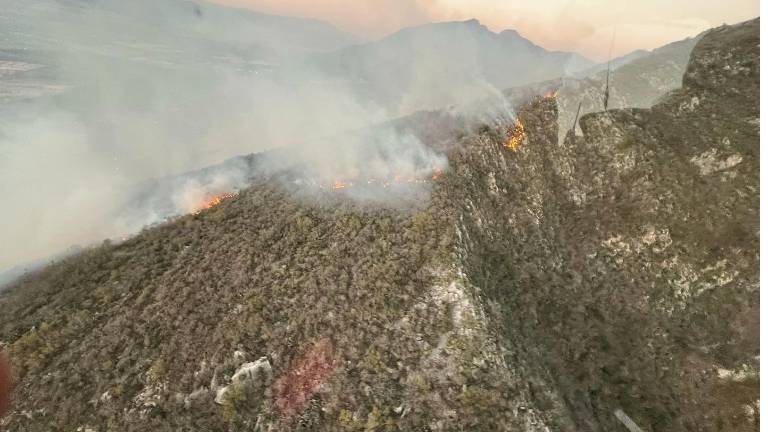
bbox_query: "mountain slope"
[300,19,595,115]
[501,29,704,144]
[574,31,702,81]
[0,18,758,432]
[91,27,709,251]
[481,18,759,431]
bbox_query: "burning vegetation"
[505,119,526,151]
[332,180,349,190]
[193,192,237,214]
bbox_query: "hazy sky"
[212,0,759,60]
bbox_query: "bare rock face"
[214,357,272,406]
[510,18,759,431]
[512,30,702,144]
[0,18,758,432]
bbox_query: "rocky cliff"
[503,29,702,144]
[0,18,758,432]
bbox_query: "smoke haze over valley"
[0,4,755,271]
[1,0,589,274]
[1,0,726,277]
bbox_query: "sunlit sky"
[212,0,759,60]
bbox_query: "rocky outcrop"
[453,18,758,431]
[214,356,272,406]
[0,18,758,432]
[507,29,702,144]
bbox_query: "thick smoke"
[0,113,126,273]
[0,0,515,276]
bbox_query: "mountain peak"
[499,28,522,38]
[306,17,595,115]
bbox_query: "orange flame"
[505,119,526,152]
[332,180,349,189]
[194,192,237,214]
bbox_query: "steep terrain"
[556,32,702,141]
[97,27,706,249]
[501,30,702,144]
[461,19,759,431]
[0,18,759,432]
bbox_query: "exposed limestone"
[214,357,272,405]
[690,148,743,175]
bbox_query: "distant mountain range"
[299,19,596,115]
[1,4,599,114]
[3,0,702,121]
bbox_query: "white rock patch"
[214,357,272,405]
[690,148,743,175]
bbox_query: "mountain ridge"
[299,18,596,116]
[0,17,722,286]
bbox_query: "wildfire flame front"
[193,193,237,214]
[505,119,526,152]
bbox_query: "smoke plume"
[0,0,512,276]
